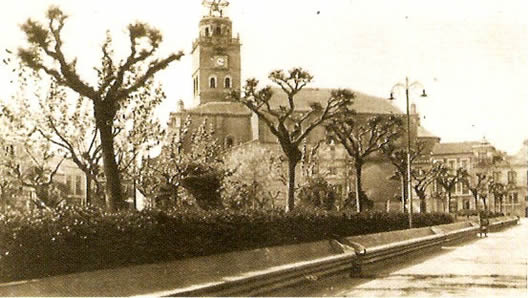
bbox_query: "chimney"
[411,103,417,114]
[177,99,185,112]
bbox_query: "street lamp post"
[389,77,427,228]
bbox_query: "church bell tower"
[192,0,241,106]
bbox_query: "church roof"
[268,88,404,114]
[184,102,251,116]
[417,125,439,139]
[432,142,480,155]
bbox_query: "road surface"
[273,219,528,297]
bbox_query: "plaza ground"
[273,218,528,297]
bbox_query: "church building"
[168,1,429,209]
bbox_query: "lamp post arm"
[391,83,405,95]
[409,81,424,91]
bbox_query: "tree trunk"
[354,163,362,213]
[494,195,497,212]
[287,158,298,212]
[446,192,451,213]
[416,190,426,213]
[1,191,5,213]
[98,122,123,211]
[401,176,406,213]
[85,174,91,206]
[474,193,479,211]
[420,198,426,213]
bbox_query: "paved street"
[275,219,528,297]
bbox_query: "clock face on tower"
[213,55,228,68]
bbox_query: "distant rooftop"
[179,102,251,116]
[432,142,481,155]
[268,88,404,114]
[417,125,439,139]
[178,88,405,116]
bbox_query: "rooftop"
[417,125,440,139]
[178,102,251,116]
[268,88,404,114]
[176,88,405,117]
[432,141,481,155]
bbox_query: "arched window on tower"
[209,76,217,88]
[215,26,221,35]
[205,27,210,37]
[224,76,231,88]
[225,136,235,148]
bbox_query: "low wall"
[344,226,435,248]
[0,216,518,297]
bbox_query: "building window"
[507,171,517,184]
[225,136,234,148]
[75,175,82,196]
[455,182,462,194]
[215,26,221,35]
[334,184,343,196]
[463,199,470,210]
[209,76,217,88]
[329,167,337,175]
[205,27,210,36]
[224,76,231,88]
[478,151,486,161]
[462,182,469,195]
[493,171,501,182]
[449,160,455,169]
[512,192,518,204]
[66,176,74,195]
[461,159,468,170]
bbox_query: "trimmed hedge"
[0,206,453,282]
[456,209,505,217]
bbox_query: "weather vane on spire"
[202,0,230,17]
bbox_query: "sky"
[0,0,527,154]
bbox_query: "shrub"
[0,206,453,282]
[457,209,478,217]
[457,209,504,218]
[298,176,337,211]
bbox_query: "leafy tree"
[460,153,504,211]
[2,79,104,206]
[223,145,285,210]
[298,176,337,211]
[382,141,425,212]
[16,6,183,210]
[300,140,322,179]
[1,100,68,209]
[345,189,374,211]
[488,180,506,213]
[140,118,226,210]
[461,172,489,211]
[1,139,66,209]
[0,143,21,212]
[113,81,167,207]
[327,115,403,212]
[230,68,354,211]
[435,164,466,213]
[411,162,443,213]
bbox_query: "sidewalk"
[291,218,527,297]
